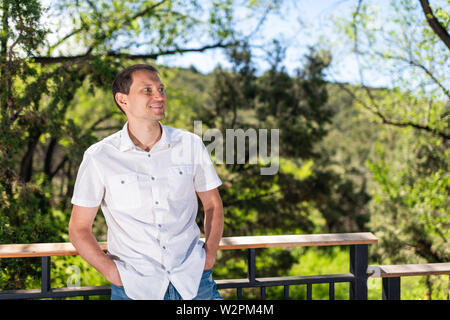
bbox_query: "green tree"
[338,0,449,138]
[198,42,372,286]
[335,0,449,297]
[0,0,66,289]
[0,0,280,290]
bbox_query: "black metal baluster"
[41,256,51,295]
[248,248,256,284]
[260,286,266,300]
[382,277,401,300]
[237,287,242,300]
[284,285,289,300]
[306,283,312,300]
[329,282,335,300]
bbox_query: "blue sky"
[157,0,375,86]
[158,0,449,94]
[41,0,389,86]
[41,0,447,91]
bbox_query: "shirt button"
[162,246,166,250]
[151,176,155,181]
[147,154,151,158]
[155,201,159,205]
[158,224,162,228]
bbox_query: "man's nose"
[154,90,165,100]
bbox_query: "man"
[68,64,224,300]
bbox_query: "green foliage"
[187,41,374,286]
[202,43,371,239]
[335,0,449,135]
[0,180,64,289]
[50,255,110,289]
[288,247,350,300]
[1,0,273,291]
[332,0,449,299]
[367,135,449,264]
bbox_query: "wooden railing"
[0,232,378,300]
[4,232,450,300]
[367,262,450,300]
[2,232,447,300]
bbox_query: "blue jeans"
[111,269,223,300]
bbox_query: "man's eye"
[144,88,152,93]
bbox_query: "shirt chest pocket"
[108,174,142,210]
[167,165,195,200]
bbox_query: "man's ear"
[115,92,128,112]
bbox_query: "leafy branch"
[336,82,450,140]
[32,41,235,64]
[347,0,449,140]
[419,0,450,50]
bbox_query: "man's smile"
[149,102,165,109]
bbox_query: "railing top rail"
[218,232,377,249]
[0,232,377,258]
[368,262,450,278]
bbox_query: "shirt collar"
[119,121,171,152]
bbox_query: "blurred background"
[0,0,448,299]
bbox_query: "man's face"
[119,70,166,122]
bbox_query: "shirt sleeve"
[193,136,222,192]
[71,152,105,207]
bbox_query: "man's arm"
[68,205,122,286]
[196,188,224,270]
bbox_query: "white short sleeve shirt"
[71,121,222,300]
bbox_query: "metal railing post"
[382,277,401,300]
[41,256,51,295]
[349,244,368,300]
[284,285,289,300]
[248,248,256,284]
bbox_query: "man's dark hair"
[112,64,159,114]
